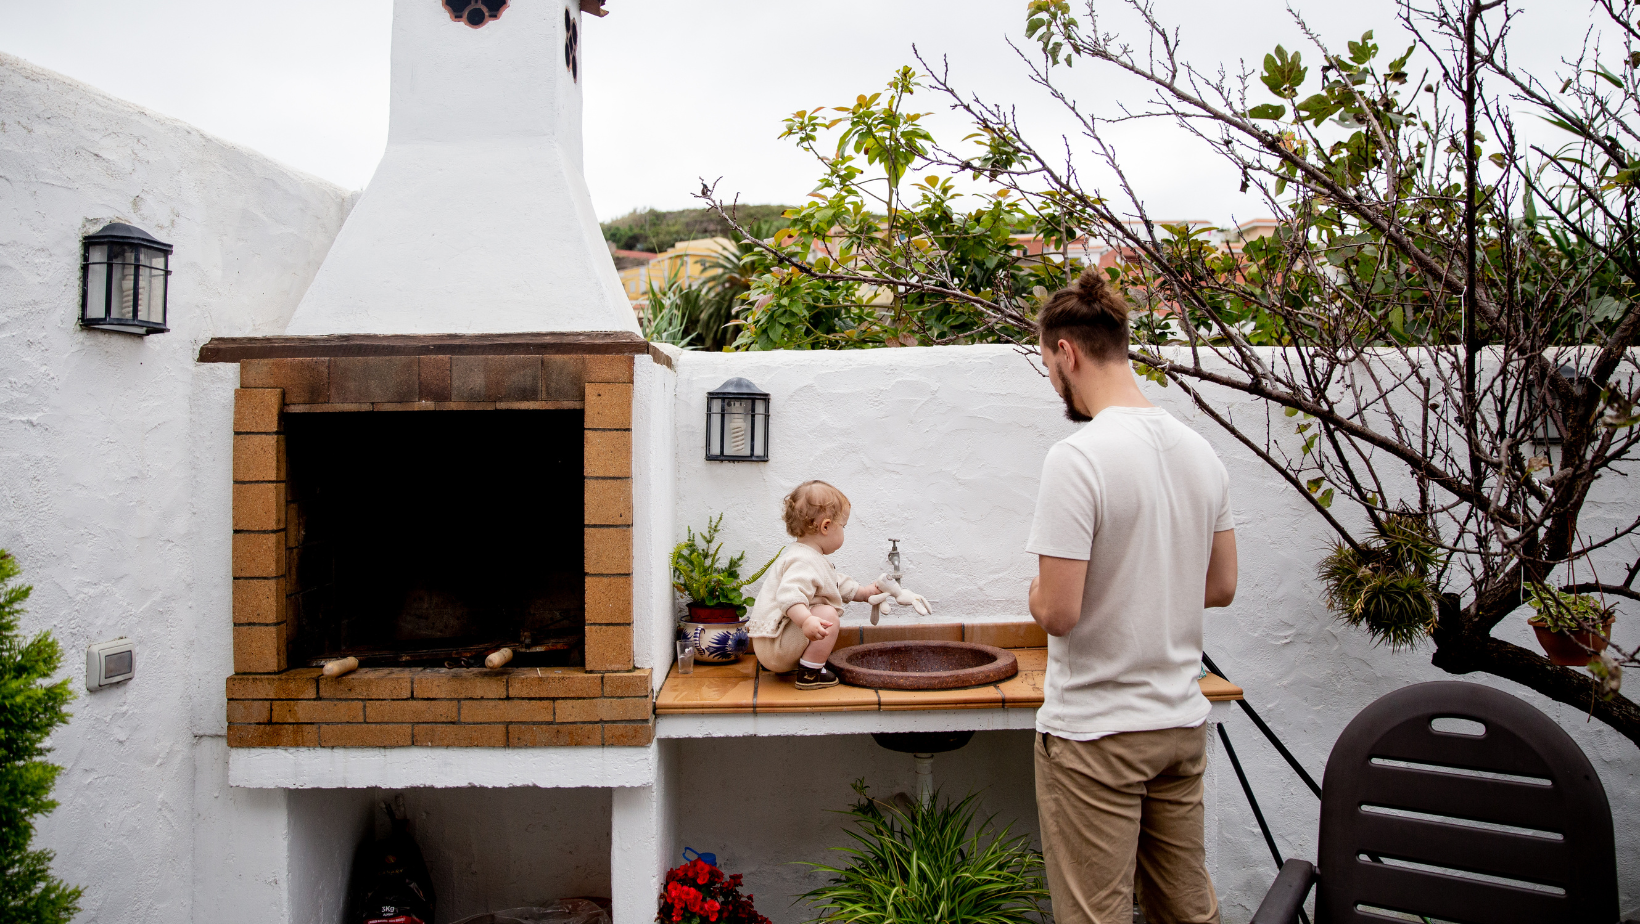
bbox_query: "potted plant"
[1526,583,1616,667]
[802,781,1050,924]
[672,515,778,662]
[656,856,770,924]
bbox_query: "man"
[1027,268,1238,924]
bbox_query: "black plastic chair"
[1250,681,1618,924]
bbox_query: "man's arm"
[1205,529,1237,608]
[1029,555,1087,637]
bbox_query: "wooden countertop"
[657,647,1244,715]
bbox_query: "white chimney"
[284,0,638,336]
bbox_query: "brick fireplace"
[204,333,653,748]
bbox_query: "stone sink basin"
[828,640,1018,690]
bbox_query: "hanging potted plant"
[1525,583,1616,667]
[672,515,778,662]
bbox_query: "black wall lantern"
[1530,364,1586,447]
[80,223,171,335]
[705,377,770,461]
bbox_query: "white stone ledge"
[656,701,1234,739]
[228,745,657,789]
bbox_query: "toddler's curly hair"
[782,480,850,538]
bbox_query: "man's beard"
[1051,364,1092,422]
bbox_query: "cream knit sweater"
[745,543,861,638]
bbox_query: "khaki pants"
[1035,725,1219,924]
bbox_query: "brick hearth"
[219,341,651,747]
[226,665,653,748]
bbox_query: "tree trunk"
[1430,625,1640,748]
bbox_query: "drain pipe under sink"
[913,753,935,805]
[871,730,974,807]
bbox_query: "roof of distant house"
[612,249,659,270]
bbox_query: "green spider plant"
[801,781,1050,924]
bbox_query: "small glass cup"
[675,639,695,675]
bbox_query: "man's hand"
[1030,556,1087,637]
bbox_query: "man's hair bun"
[1038,264,1132,362]
[1076,266,1107,294]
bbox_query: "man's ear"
[1055,338,1081,371]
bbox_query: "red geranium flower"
[655,859,770,924]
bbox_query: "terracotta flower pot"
[685,603,743,624]
[1529,617,1614,666]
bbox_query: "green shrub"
[802,781,1049,924]
[0,550,81,924]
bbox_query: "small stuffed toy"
[868,573,933,624]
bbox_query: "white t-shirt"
[1026,406,1234,740]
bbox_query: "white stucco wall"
[0,51,351,923]
[633,350,678,682]
[667,345,1640,921]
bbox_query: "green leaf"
[1260,46,1308,99]
[1387,44,1415,74]
[1248,103,1287,120]
[1590,295,1626,322]
[1317,487,1335,508]
[1347,31,1377,66]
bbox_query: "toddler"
[746,481,881,690]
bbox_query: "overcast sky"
[1,0,1600,224]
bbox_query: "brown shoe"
[795,666,840,690]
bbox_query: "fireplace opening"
[284,410,584,669]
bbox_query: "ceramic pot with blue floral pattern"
[681,619,749,663]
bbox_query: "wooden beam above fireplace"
[197,331,650,362]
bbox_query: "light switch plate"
[86,637,135,691]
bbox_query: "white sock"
[799,659,826,670]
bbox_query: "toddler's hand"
[801,616,830,641]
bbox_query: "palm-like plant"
[802,781,1050,924]
[640,274,703,349]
